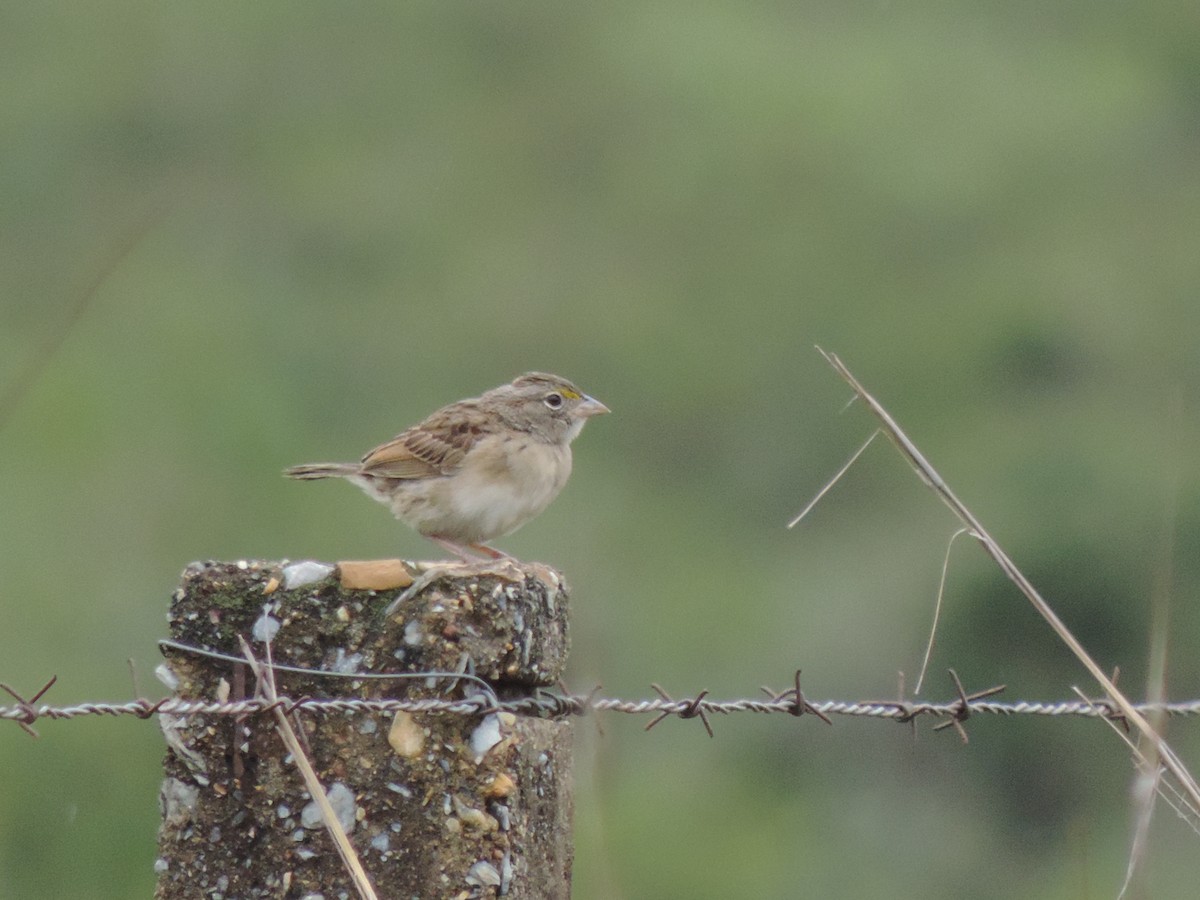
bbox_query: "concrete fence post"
[154,558,573,899]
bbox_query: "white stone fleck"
[160,778,199,828]
[403,620,423,646]
[501,851,514,893]
[301,782,357,833]
[331,649,362,674]
[470,714,503,761]
[466,860,502,887]
[282,561,335,589]
[154,664,180,691]
[252,608,280,643]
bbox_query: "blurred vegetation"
[2,3,1199,897]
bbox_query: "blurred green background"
[3,3,1200,897]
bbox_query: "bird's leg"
[385,537,524,615]
[428,536,489,562]
[468,542,510,560]
[462,543,525,581]
[427,536,519,577]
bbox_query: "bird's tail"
[283,463,359,480]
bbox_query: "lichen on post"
[154,558,573,899]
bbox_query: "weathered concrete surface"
[154,559,573,899]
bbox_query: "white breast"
[392,436,573,544]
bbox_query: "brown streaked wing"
[359,402,489,479]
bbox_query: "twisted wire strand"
[3,694,1199,727]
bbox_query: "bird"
[284,372,609,562]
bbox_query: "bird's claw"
[383,558,528,615]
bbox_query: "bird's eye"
[543,392,564,410]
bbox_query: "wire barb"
[645,684,714,738]
[0,675,58,738]
[931,669,1007,743]
[762,670,833,725]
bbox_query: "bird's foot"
[383,557,527,615]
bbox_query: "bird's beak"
[578,395,610,417]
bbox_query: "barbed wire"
[4,669,1199,740]
[6,694,1200,724]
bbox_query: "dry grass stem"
[1072,687,1199,839]
[788,429,879,528]
[816,347,1200,812]
[1119,527,1178,897]
[914,528,972,695]
[238,637,379,900]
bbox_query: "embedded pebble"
[470,714,503,761]
[282,561,335,589]
[155,664,180,691]
[160,778,199,828]
[403,621,424,646]
[370,833,390,852]
[452,796,498,832]
[252,609,281,643]
[465,860,501,888]
[331,649,362,674]
[301,782,357,833]
[388,711,425,758]
[484,773,516,799]
[500,852,514,893]
[491,802,511,832]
